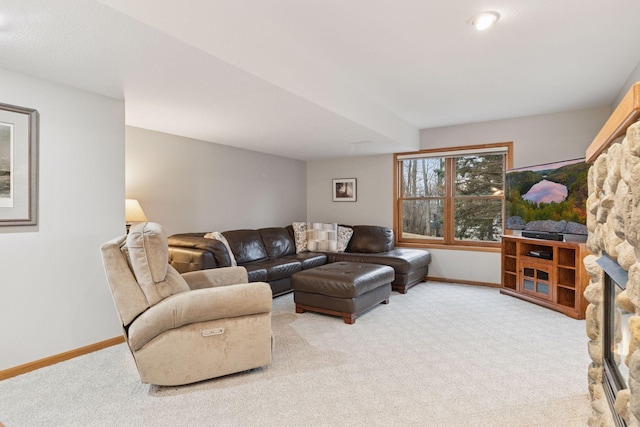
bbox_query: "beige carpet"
[0,282,591,426]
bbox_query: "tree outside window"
[395,143,511,248]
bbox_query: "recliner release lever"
[202,328,225,337]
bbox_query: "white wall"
[307,107,610,285]
[0,69,125,371]
[0,76,614,370]
[421,107,610,168]
[126,127,307,235]
[421,107,609,284]
[307,154,393,226]
[613,60,640,108]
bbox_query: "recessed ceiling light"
[470,11,500,31]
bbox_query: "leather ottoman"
[291,262,394,324]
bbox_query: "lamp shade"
[125,199,148,223]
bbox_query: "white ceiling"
[1,0,639,160]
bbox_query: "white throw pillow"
[306,222,338,252]
[204,231,237,267]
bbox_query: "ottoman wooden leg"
[343,313,356,324]
[295,304,306,314]
[381,299,389,304]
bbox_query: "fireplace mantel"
[586,82,640,162]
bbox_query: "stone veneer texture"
[584,121,640,426]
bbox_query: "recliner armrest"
[127,282,272,351]
[182,266,249,290]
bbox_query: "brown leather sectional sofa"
[167,225,431,296]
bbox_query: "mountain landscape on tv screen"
[505,158,589,234]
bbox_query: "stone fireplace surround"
[585,85,640,425]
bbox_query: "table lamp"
[125,199,147,232]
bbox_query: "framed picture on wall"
[332,178,357,202]
[0,102,39,226]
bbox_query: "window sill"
[396,241,501,253]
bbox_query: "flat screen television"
[505,158,589,241]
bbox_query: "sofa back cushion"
[127,222,190,306]
[259,227,296,258]
[346,225,395,253]
[223,229,268,264]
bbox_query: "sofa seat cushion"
[244,259,302,282]
[326,248,431,275]
[242,264,268,282]
[282,252,328,269]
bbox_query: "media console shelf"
[501,235,589,319]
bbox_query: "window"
[394,143,512,249]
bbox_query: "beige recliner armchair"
[100,222,272,386]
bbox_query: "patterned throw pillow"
[337,226,354,252]
[292,222,308,253]
[306,222,338,252]
[204,231,237,266]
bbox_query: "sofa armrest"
[346,225,395,253]
[168,234,233,267]
[168,247,217,273]
[127,282,272,351]
[182,267,249,290]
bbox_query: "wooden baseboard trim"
[427,276,501,288]
[0,335,125,381]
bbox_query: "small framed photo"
[0,102,39,226]
[332,178,357,202]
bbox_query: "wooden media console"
[501,235,589,319]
